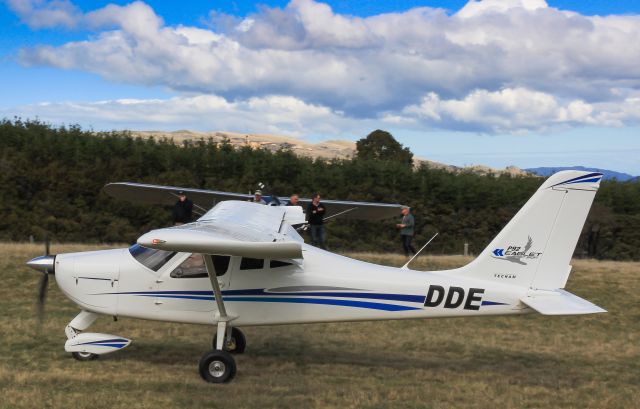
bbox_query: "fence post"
[463,242,469,257]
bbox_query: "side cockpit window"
[171,253,207,278]
[213,255,230,277]
[129,244,176,272]
[171,254,231,278]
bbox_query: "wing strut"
[203,255,233,350]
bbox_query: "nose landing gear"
[65,311,131,360]
[72,351,98,361]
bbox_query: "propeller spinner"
[27,241,56,324]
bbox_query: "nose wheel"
[212,327,246,354]
[71,351,98,361]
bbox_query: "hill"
[131,130,531,177]
[526,166,637,182]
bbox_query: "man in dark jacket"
[172,191,193,225]
[306,193,327,249]
[397,205,416,256]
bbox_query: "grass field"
[1,243,638,409]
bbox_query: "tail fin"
[454,171,602,290]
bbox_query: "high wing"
[137,200,304,259]
[135,200,303,350]
[103,182,403,220]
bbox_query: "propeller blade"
[36,272,49,324]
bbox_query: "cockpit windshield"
[129,244,176,272]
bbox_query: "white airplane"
[27,170,606,383]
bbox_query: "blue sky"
[1,0,639,174]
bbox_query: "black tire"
[212,327,246,354]
[71,351,98,361]
[198,350,237,383]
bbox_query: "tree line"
[1,119,638,260]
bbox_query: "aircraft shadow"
[106,338,596,388]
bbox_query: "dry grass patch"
[0,243,637,408]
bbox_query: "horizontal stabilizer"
[138,228,303,259]
[521,289,606,315]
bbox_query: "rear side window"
[270,260,293,269]
[240,258,264,270]
[129,244,176,272]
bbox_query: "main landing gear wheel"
[199,350,236,383]
[71,351,98,361]
[212,327,246,354]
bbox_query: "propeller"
[26,237,56,325]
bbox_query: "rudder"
[453,171,602,290]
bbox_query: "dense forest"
[1,119,638,260]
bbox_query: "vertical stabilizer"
[453,171,602,290]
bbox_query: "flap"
[521,289,606,315]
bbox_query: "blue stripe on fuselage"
[224,296,420,311]
[115,289,425,303]
[113,290,506,311]
[131,293,418,311]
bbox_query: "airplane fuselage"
[54,244,531,328]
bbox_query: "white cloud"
[10,0,640,134]
[5,89,640,136]
[1,94,372,136]
[399,87,640,133]
[456,0,548,19]
[6,0,81,29]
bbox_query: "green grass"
[1,243,637,408]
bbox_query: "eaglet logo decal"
[492,236,542,265]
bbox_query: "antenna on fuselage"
[401,232,438,270]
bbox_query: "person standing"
[307,193,327,249]
[286,194,300,206]
[172,191,193,225]
[252,190,267,205]
[397,205,416,256]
